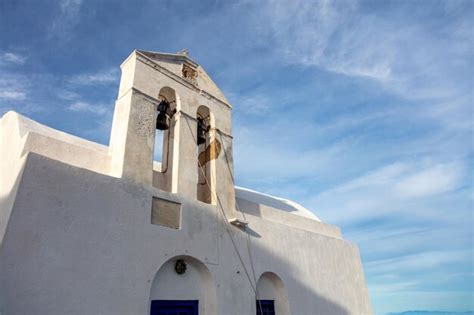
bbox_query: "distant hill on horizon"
[387,311,474,315]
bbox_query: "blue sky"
[0,0,472,314]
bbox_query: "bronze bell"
[156,112,169,130]
[156,99,172,130]
[197,117,207,145]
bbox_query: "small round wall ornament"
[175,259,187,275]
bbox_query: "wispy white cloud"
[261,0,394,80]
[0,73,29,102]
[0,91,26,100]
[228,92,273,116]
[394,163,464,199]
[49,0,83,39]
[1,52,27,65]
[67,101,108,115]
[311,159,467,224]
[306,152,472,314]
[80,109,114,145]
[257,0,473,104]
[56,90,80,101]
[234,127,353,181]
[319,161,464,201]
[68,68,119,85]
[366,249,471,275]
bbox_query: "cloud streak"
[311,160,468,224]
[67,101,108,115]
[0,72,29,103]
[256,0,473,104]
[68,69,119,85]
[0,91,26,101]
[1,52,27,65]
[49,0,83,39]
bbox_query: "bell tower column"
[173,107,199,199]
[109,87,157,187]
[108,52,158,187]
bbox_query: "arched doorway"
[149,256,216,315]
[256,272,290,315]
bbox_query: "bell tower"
[109,49,240,220]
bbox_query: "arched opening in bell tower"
[153,86,179,192]
[196,105,216,205]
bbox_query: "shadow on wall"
[243,227,353,315]
[147,198,352,315]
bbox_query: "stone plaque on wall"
[151,197,181,229]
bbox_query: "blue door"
[150,300,198,315]
[256,300,275,315]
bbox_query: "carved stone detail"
[182,64,198,85]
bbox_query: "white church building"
[0,50,372,315]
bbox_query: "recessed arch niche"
[256,272,290,315]
[149,255,217,315]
